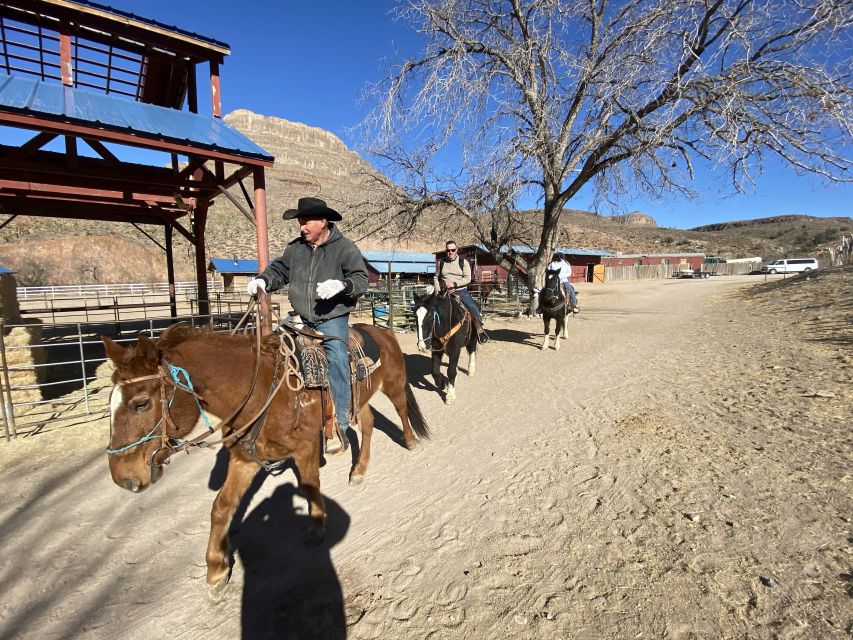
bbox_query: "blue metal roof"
[0,74,273,163]
[361,250,437,263]
[210,252,437,276]
[209,258,259,274]
[0,265,15,274]
[366,261,435,275]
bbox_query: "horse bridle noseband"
[421,291,472,350]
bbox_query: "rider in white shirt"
[546,254,580,313]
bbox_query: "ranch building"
[361,251,436,285]
[435,245,613,284]
[207,258,260,292]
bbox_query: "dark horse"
[539,268,571,350]
[102,322,429,597]
[412,287,479,404]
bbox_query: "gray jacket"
[257,223,368,323]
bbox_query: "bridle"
[106,299,305,472]
[540,273,567,311]
[419,291,472,351]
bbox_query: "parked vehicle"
[673,268,712,279]
[760,258,818,274]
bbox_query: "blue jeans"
[455,288,483,324]
[305,314,351,430]
[562,282,578,307]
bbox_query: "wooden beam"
[200,166,254,224]
[3,132,57,161]
[64,135,77,170]
[0,112,274,167]
[83,138,120,165]
[59,31,72,86]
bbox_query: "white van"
[761,258,818,274]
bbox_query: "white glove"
[246,277,266,296]
[317,279,346,299]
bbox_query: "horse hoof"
[349,474,365,486]
[444,396,456,405]
[207,574,231,602]
[405,439,421,451]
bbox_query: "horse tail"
[405,383,431,439]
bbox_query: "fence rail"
[17,281,223,300]
[0,311,255,441]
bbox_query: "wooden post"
[59,32,72,86]
[210,60,221,118]
[165,224,177,318]
[253,167,271,334]
[186,62,198,113]
[387,261,393,330]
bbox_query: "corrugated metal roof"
[361,250,436,263]
[0,74,273,162]
[365,261,435,274]
[208,258,258,274]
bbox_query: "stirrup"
[325,421,349,456]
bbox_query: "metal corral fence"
[359,277,534,331]
[0,310,262,441]
[1,279,538,440]
[16,280,223,300]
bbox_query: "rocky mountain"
[611,211,658,227]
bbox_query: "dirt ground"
[1,269,851,640]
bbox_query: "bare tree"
[358,0,852,298]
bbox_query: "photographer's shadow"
[233,480,350,640]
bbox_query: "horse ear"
[135,335,161,368]
[101,336,129,364]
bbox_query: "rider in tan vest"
[434,240,489,344]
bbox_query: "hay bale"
[2,321,45,409]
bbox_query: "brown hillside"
[0,235,175,286]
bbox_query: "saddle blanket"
[297,325,381,388]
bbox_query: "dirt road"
[1,272,850,639]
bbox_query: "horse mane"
[156,323,279,359]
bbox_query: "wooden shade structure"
[0,0,274,323]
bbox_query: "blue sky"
[3,0,850,230]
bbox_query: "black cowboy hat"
[282,197,342,221]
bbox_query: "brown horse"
[102,322,429,597]
[475,279,502,305]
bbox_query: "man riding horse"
[247,197,368,455]
[434,240,489,344]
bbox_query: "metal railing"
[16,280,223,300]
[0,279,535,441]
[0,310,255,441]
